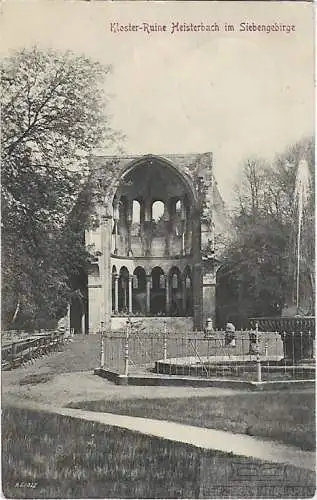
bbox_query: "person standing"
[225,322,236,347]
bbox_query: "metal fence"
[1,330,65,370]
[99,326,315,382]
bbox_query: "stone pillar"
[126,200,133,256]
[202,265,216,327]
[165,274,170,316]
[128,275,133,314]
[180,200,186,256]
[100,214,113,331]
[146,274,151,315]
[144,199,152,222]
[113,220,118,255]
[87,226,105,334]
[113,203,119,255]
[114,274,119,313]
[122,279,127,311]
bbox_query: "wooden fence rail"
[1,331,65,370]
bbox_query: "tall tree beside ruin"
[1,47,122,329]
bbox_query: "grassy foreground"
[2,407,315,499]
[68,391,315,451]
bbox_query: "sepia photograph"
[1,1,315,498]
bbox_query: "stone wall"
[111,316,194,333]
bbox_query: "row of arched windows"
[111,265,193,316]
[113,197,189,224]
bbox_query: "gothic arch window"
[152,201,165,222]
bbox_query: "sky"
[1,0,314,204]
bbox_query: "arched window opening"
[118,266,129,313]
[150,266,166,315]
[132,267,146,315]
[152,201,165,222]
[133,267,146,291]
[169,267,181,316]
[172,274,178,289]
[132,200,141,224]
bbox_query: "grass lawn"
[68,391,315,451]
[2,407,315,499]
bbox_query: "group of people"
[204,319,261,353]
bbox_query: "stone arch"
[112,155,198,208]
[109,155,197,259]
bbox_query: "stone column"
[128,275,133,314]
[202,266,217,327]
[180,200,186,256]
[144,199,152,222]
[192,262,203,330]
[114,274,119,313]
[146,274,151,315]
[165,274,170,316]
[126,200,133,256]
[113,221,118,255]
[113,203,119,255]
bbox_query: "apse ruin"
[80,153,228,333]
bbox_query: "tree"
[217,137,314,328]
[1,46,122,329]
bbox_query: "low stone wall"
[111,316,194,333]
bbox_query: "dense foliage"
[1,47,120,330]
[216,137,315,328]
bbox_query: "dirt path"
[2,368,251,407]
